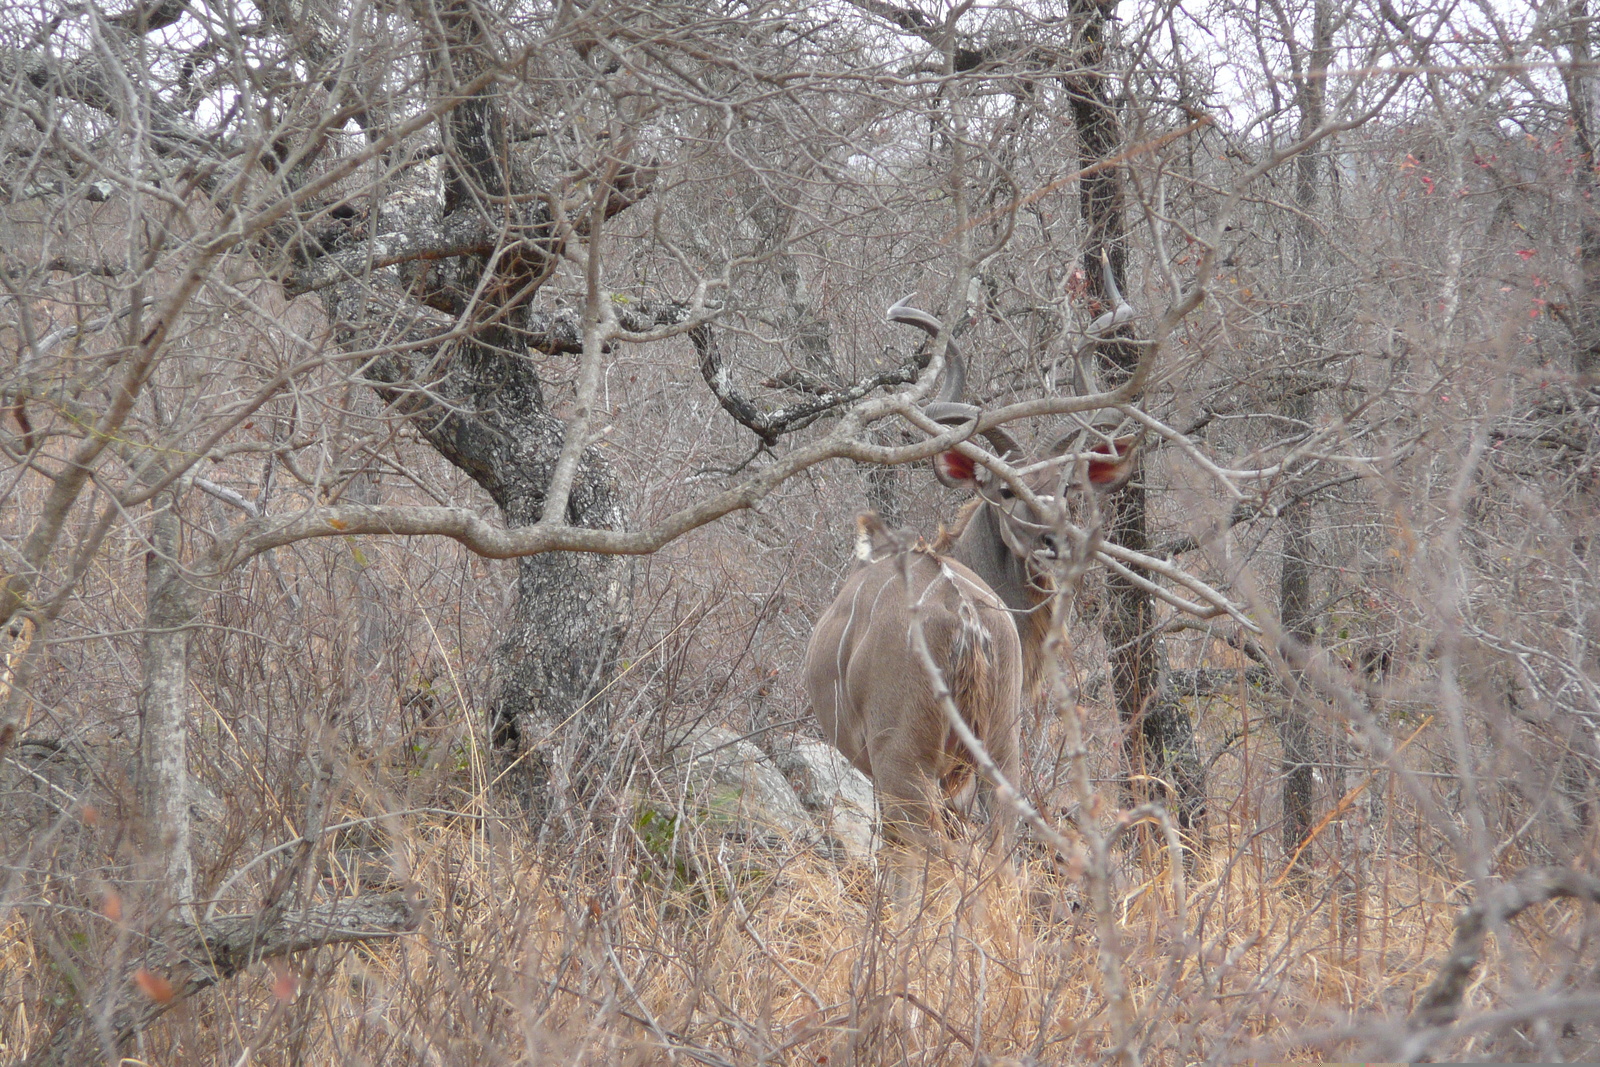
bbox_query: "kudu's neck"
[947,502,1055,695]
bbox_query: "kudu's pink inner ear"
[1086,454,1122,484]
[1086,435,1139,485]
[934,450,977,485]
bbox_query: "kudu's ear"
[932,448,983,489]
[1085,432,1141,489]
[853,511,907,564]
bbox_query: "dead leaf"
[134,968,175,1004]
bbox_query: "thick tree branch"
[109,0,190,34]
[693,322,937,444]
[22,893,422,1067]
[204,412,960,571]
[286,213,503,295]
[287,162,660,296]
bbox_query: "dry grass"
[7,694,1597,1066]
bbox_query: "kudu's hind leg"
[872,757,950,908]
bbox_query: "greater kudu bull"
[803,299,1135,852]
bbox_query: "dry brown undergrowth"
[9,778,1592,1066]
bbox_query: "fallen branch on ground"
[23,892,422,1067]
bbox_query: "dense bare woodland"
[1,0,1598,1062]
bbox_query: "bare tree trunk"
[490,445,630,821]
[339,471,386,749]
[137,491,195,906]
[374,3,632,820]
[1276,0,1334,876]
[1067,0,1205,833]
[1277,405,1318,860]
[1566,0,1600,378]
[327,284,635,821]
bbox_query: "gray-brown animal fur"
[805,513,1027,846]
[803,299,1136,850]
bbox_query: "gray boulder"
[659,724,818,851]
[771,737,878,862]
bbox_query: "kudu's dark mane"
[933,498,1057,700]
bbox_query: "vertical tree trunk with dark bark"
[1277,410,1318,859]
[1276,0,1334,874]
[1566,0,1600,378]
[488,420,630,821]
[347,0,632,821]
[1067,0,1205,833]
[405,327,631,826]
[339,471,387,748]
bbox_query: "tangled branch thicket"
[2,0,1599,1063]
